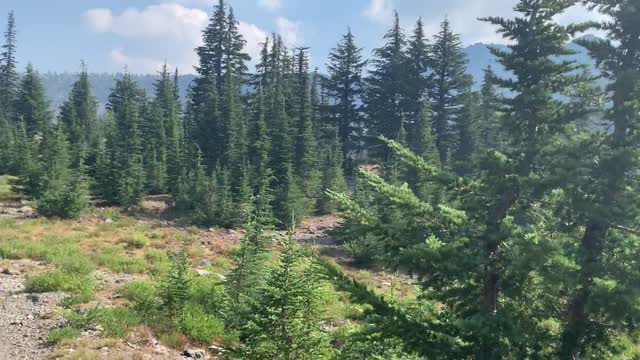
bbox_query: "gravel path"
[0,261,64,360]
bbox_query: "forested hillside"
[0,0,639,359]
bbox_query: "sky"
[0,0,605,75]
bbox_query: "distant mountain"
[38,37,598,113]
[462,35,597,87]
[40,73,196,115]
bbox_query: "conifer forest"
[1,1,640,359]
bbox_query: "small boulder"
[182,349,206,359]
[208,345,228,355]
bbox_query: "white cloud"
[259,0,282,11]
[411,0,607,45]
[84,3,269,73]
[83,4,208,40]
[238,21,269,62]
[276,17,302,47]
[364,0,394,25]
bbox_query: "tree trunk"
[560,220,608,359]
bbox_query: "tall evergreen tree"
[153,63,182,194]
[0,11,17,117]
[14,64,49,136]
[430,18,468,165]
[450,75,479,176]
[58,62,98,161]
[36,125,90,218]
[404,18,431,151]
[324,29,366,169]
[104,73,146,206]
[293,48,320,203]
[558,1,640,357]
[365,12,407,160]
[0,112,13,174]
[478,66,500,151]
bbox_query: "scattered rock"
[104,218,114,224]
[225,229,236,235]
[208,345,228,355]
[195,269,211,276]
[199,260,212,267]
[182,348,206,359]
[2,267,18,275]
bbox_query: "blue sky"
[0,0,603,74]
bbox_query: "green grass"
[121,231,150,249]
[98,307,142,338]
[25,270,95,294]
[91,246,148,274]
[47,327,82,345]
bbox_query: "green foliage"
[25,270,94,294]
[121,231,150,249]
[180,303,225,343]
[98,307,142,338]
[47,327,81,345]
[160,250,190,321]
[239,232,333,359]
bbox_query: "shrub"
[47,327,81,345]
[25,271,95,294]
[103,208,121,222]
[159,332,188,349]
[180,303,225,343]
[98,307,142,338]
[189,275,225,311]
[117,280,159,314]
[122,232,150,249]
[344,234,383,266]
[36,177,91,219]
[54,254,95,276]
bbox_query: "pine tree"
[469,3,593,356]
[36,125,90,218]
[0,11,17,117]
[160,251,191,322]
[293,48,321,203]
[249,87,271,184]
[325,29,366,169]
[14,64,50,136]
[430,18,468,165]
[241,232,332,359]
[195,0,228,94]
[450,75,479,176]
[275,163,311,228]
[478,66,500,151]
[12,119,40,197]
[404,18,431,151]
[58,62,98,163]
[225,201,273,330]
[223,69,247,184]
[365,12,407,160]
[0,113,13,174]
[153,64,182,194]
[317,129,348,214]
[105,73,146,206]
[558,1,640,357]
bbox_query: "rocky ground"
[0,260,64,360]
[0,196,347,359]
